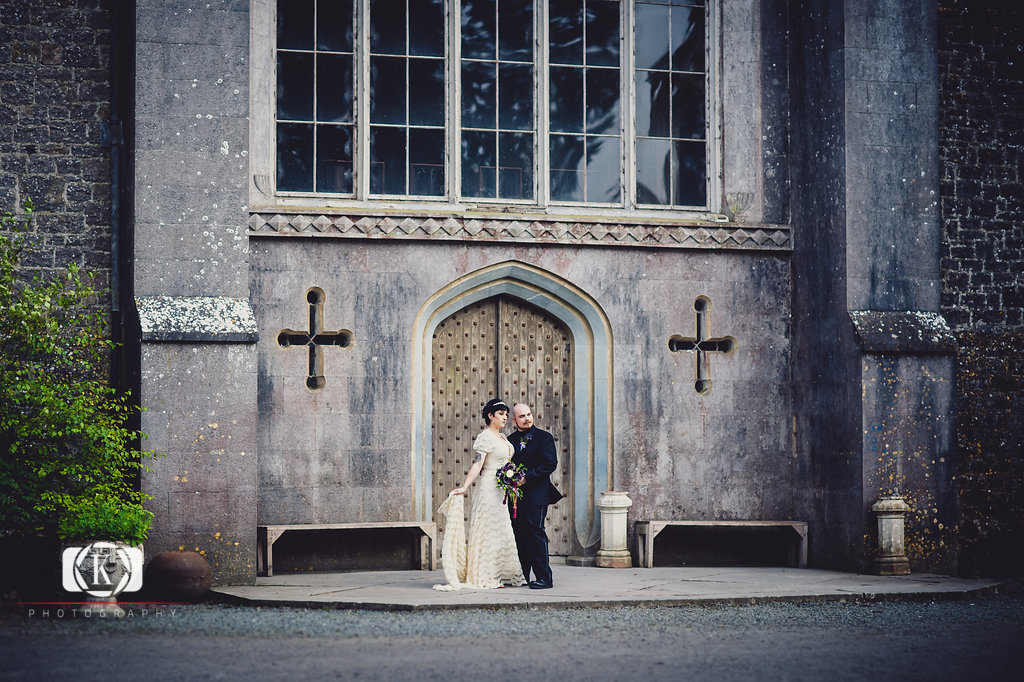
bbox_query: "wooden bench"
[636,520,808,569]
[257,522,437,577]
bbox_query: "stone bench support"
[257,522,437,576]
[636,520,808,569]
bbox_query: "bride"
[433,398,526,590]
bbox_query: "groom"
[508,403,564,589]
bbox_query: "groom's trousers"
[511,503,552,585]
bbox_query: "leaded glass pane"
[585,67,619,135]
[370,0,406,54]
[674,139,706,205]
[586,136,620,202]
[462,130,497,198]
[410,128,445,195]
[278,0,314,50]
[671,3,704,72]
[317,0,353,51]
[461,60,497,129]
[410,0,445,56]
[370,126,406,194]
[549,67,583,133]
[550,134,584,201]
[635,70,669,137]
[277,52,313,121]
[410,59,445,126]
[634,2,668,70]
[636,137,670,205]
[277,122,314,191]
[672,72,704,139]
[550,0,584,65]
[462,0,496,60]
[499,64,533,131]
[317,53,353,123]
[586,0,620,67]
[370,56,406,125]
[499,131,533,199]
[499,0,533,61]
[316,124,353,193]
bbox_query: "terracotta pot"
[145,551,212,601]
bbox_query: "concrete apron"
[211,566,1002,611]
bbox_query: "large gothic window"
[274,0,712,210]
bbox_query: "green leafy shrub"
[0,200,160,544]
[58,494,153,546]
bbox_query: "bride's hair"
[481,398,510,426]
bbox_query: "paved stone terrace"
[212,566,1001,611]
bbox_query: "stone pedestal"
[82,594,126,618]
[595,491,633,568]
[871,496,912,575]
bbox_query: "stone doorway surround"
[411,262,613,551]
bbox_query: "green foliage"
[0,199,160,544]
[58,493,154,546]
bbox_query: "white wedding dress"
[434,429,526,590]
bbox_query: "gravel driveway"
[2,596,1022,680]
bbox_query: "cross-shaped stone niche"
[277,287,352,390]
[668,296,736,395]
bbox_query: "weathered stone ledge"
[136,296,258,343]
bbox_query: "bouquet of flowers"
[496,461,527,518]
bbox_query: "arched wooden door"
[431,295,574,556]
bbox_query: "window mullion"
[312,10,319,194]
[706,0,720,213]
[357,0,370,201]
[405,2,411,195]
[622,0,635,209]
[537,0,548,208]
[450,0,460,203]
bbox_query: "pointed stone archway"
[411,262,613,552]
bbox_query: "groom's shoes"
[528,580,553,589]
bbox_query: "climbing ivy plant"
[0,200,158,545]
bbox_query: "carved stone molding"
[247,213,792,250]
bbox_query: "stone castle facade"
[1,0,1019,582]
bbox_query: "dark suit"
[507,426,564,585]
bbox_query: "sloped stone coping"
[136,296,258,343]
[849,311,956,354]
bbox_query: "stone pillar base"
[83,596,125,618]
[595,549,632,568]
[874,555,911,576]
